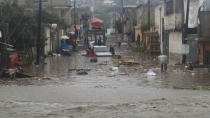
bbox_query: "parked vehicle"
[93,46,112,57]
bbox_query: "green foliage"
[42,11,65,26]
[0,1,65,51]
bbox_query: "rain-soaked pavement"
[0,35,210,118]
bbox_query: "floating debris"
[146,69,157,76]
[119,73,129,76]
[68,69,91,72]
[90,58,98,63]
[77,71,88,75]
[119,61,140,66]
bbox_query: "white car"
[93,46,112,57]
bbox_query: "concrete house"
[154,0,186,64]
[163,0,184,65]
[155,0,210,65]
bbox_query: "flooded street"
[0,35,210,118]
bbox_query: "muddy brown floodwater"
[0,35,210,118]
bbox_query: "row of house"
[123,0,210,66]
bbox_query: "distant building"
[123,5,137,36]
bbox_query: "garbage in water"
[113,55,121,59]
[68,69,91,72]
[42,77,52,80]
[146,69,157,76]
[119,60,140,66]
[99,63,108,65]
[1,68,33,79]
[110,67,119,71]
[52,53,61,57]
[108,72,117,77]
[119,73,129,76]
[99,60,110,65]
[77,71,88,75]
[121,42,127,46]
[90,57,98,63]
[108,67,119,77]
[96,69,103,72]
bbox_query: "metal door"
[163,31,169,56]
[187,40,199,64]
[162,18,169,56]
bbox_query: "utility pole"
[148,0,151,30]
[121,0,124,40]
[36,0,42,65]
[182,0,190,64]
[115,7,117,33]
[74,0,77,34]
[185,0,190,37]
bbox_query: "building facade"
[155,0,210,65]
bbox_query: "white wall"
[164,13,183,30]
[169,32,183,54]
[44,27,51,55]
[155,4,164,54]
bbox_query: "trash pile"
[146,69,157,76]
[99,60,111,65]
[108,67,119,77]
[77,71,88,75]
[68,68,91,76]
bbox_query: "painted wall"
[168,32,183,64]
[169,32,183,54]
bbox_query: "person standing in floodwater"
[110,45,115,55]
[118,39,121,48]
[98,37,102,46]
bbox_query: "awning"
[90,18,104,29]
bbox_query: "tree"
[115,19,123,33]
[0,1,66,63]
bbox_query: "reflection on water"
[0,41,210,90]
[1,36,210,118]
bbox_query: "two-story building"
[155,0,210,66]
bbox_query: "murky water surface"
[0,35,210,118]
